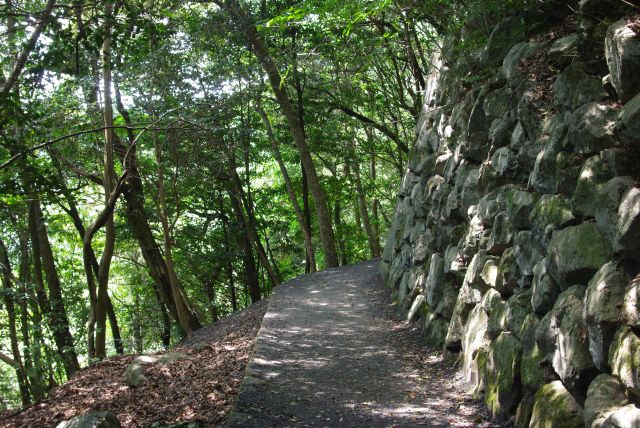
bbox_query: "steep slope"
[0,301,267,428]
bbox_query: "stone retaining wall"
[380,4,640,427]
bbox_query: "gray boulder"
[487,212,514,255]
[492,147,519,178]
[584,261,629,370]
[606,19,640,103]
[548,223,613,290]
[555,151,584,195]
[513,231,543,277]
[425,254,445,307]
[622,278,640,328]
[602,404,640,428]
[572,155,615,219]
[529,381,583,428]
[609,325,640,397]
[57,412,122,428]
[407,294,426,321]
[480,17,526,67]
[549,34,581,68]
[503,42,538,82]
[504,187,537,229]
[519,314,549,391]
[553,63,604,112]
[461,302,491,388]
[617,92,640,149]
[566,103,617,155]
[529,139,561,195]
[585,374,631,428]
[126,352,191,387]
[536,285,597,395]
[531,258,560,315]
[530,194,575,248]
[485,332,522,421]
[498,247,520,296]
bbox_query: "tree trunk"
[0,239,30,405]
[228,191,261,304]
[215,0,338,267]
[29,201,80,377]
[50,151,123,354]
[154,130,196,335]
[256,103,316,273]
[219,195,238,312]
[112,83,201,332]
[94,1,117,359]
[16,228,47,400]
[204,278,219,322]
[351,145,381,258]
[301,162,313,273]
[333,200,348,266]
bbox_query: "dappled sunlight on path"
[227,260,498,427]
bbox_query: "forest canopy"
[0,0,549,407]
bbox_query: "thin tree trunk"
[204,278,219,322]
[50,151,123,354]
[112,82,201,331]
[154,130,195,335]
[227,159,278,289]
[215,0,338,267]
[256,103,316,272]
[0,239,30,405]
[219,194,238,312]
[369,150,381,247]
[228,191,261,304]
[154,287,171,349]
[351,144,381,258]
[333,200,348,266]
[94,1,117,359]
[0,0,56,98]
[17,229,46,400]
[133,292,143,354]
[301,162,313,273]
[29,201,80,377]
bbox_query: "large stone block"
[504,187,537,229]
[487,211,514,255]
[536,285,597,396]
[480,17,526,67]
[609,325,640,397]
[606,19,640,103]
[585,374,631,428]
[57,412,122,428]
[519,314,549,391]
[461,302,491,388]
[566,103,617,155]
[513,231,543,277]
[485,332,522,421]
[602,404,640,428]
[553,63,604,113]
[584,261,628,370]
[617,92,640,148]
[547,223,613,290]
[622,277,640,328]
[573,155,616,219]
[530,194,575,248]
[531,258,560,315]
[529,381,584,428]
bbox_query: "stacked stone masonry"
[380,4,640,427]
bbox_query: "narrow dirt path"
[227,260,499,427]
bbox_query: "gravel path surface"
[227,260,499,427]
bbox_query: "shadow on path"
[227,260,498,427]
